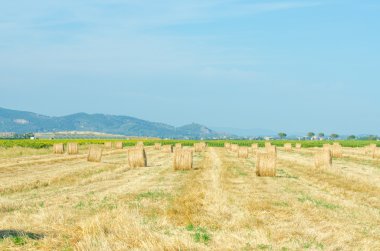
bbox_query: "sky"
[1,0,379,135]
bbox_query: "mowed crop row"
[0,143,379,250]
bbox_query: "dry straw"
[284,143,292,152]
[162,145,173,153]
[104,142,112,149]
[314,149,332,168]
[267,145,277,157]
[128,147,147,168]
[173,149,193,170]
[238,147,249,158]
[225,142,231,149]
[323,144,331,151]
[194,142,207,152]
[251,143,258,152]
[53,143,64,154]
[332,143,343,158]
[154,143,162,150]
[256,152,276,177]
[87,146,103,162]
[265,141,271,149]
[175,143,182,148]
[67,142,78,155]
[296,143,302,149]
[231,144,239,153]
[114,142,123,149]
[372,147,379,159]
[136,141,144,148]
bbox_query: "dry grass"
[0,146,379,250]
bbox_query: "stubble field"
[0,144,379,250]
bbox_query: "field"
[0,141,379,250]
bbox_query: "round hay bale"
[136,141,144,148]
[173,149,193,170]
[231,144,239,153]
[162,145,173,153]
[266,145,277,157]
[104,142,112,149]
[251,143,258,153]
[284,143,292,152]
[128,148,147,168]
[194,142,207,152]
[154,143,162,150]
[332,143,342,158]
[67,142,78,155]
[87,146,103,162]
[314,149,332,168]
[53,143,64,154]
[238,147,249,158]
[256,152,276,177]
[296,143,302,149]
[265,141,271,149]
[114,141,123,149]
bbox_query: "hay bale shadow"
[0,230,44,240]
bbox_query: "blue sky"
[1,0,379,135]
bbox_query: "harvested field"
[0,145,379,250]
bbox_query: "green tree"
[307,132,315,138]
[330,134,339,139]
[318,133,325,138]
[278,132,287,139]
[347,135,356,140]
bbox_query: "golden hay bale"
[332,143,343,158]
[284,143,292,152]
[104,142,112,149]
[67,142,78,155]
[225,142,231,149]
[53,143,64,154]
[266,145,277,157]
[136,141,144,147]
[296,143,302,149]
[194,142,207,152]
[314,149,332,168]
[238,147,249,158]
[175,143,182,148]
[251,143,258,151]
[256,152,276,177]
[323,144,331,151]
[114,141,123,149]
[162,145,173,153]
[87,146,103,162]
[173,149,193,170]
[231,144,239,153]
[154,143,162,150]
[128,148,147,168]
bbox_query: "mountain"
[210,126,277,137]
[0,107,222,139]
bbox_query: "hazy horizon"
[1,1,379,135]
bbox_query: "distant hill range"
[0,107,226,139]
